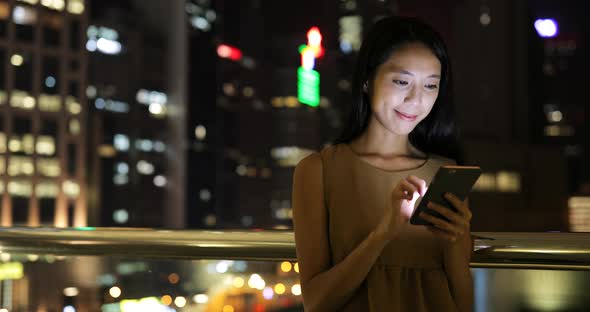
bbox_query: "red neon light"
[217,44,242,61]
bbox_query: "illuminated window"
[67,0,84,14]
[37,158,60,177]
[496,171,521,193]
[10,90,36,110]
[114,134,129,152]
[87,25,122,55]
[544,125,575,137]
[66,96,81,114]
[8,156,34,176]
[8,136,22,153]
[339,16,362,53]
[13,5,37,25]
[136,160,154,175]
[473,173,496,192]
[39,94,62,112]
[136,89,167,106]
[36,135,56,155]
[69,119,80,135]
[41,0,65,11]
[62,180,79,198]
[0,156,4,174]
[270,146,314,167]
[36,181,58,198]
[8,179,32,197]
[569,197,590,232]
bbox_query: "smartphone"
[410,166,482,226]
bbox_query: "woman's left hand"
[419,192,472,243]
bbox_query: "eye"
[393,80,408,86]
[425,84,438,90]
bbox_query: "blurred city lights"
[534,19,558,38]
[174,296,187,308]
[63,306,76,312]
[195,125,207,140]
[233,277,245,288]
[168,273,180,284]
[114,134,130,151]
[148,102,165,115]
[222,305,234,312]
[161,295,172,306]
[63,287,79,297]
[294,262,300,273]
[263,287,274,300]
[193,294,209,304]
[153,175,167,187]
[109,286,122,298]
[86,39,97,51]
[137,160,155,175]
[291,284,302,296]
[280,261,292,273]
[274,283,286,295]
[548,110,563,123]
[204,214,217,226]
[216,261,229,273]
[480,12,491,26]
[97,33,120,46]
[113,209,129,224]
[10,54,24,66]
[217,44,242,61]
[116,162,129,175]
[199,189,211,202]
[45,76,56,88]
[248,274,266,290]
[191,16,210,30]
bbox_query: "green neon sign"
[297,66,320,107]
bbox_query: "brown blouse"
[319,144,458,311]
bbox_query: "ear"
[363,81,369,93]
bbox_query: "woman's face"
[368,42,442,136]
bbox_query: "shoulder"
[295,152,323,175]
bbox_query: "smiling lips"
[395,110,418,121]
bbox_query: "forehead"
[380,42,441,74]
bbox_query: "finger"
[407,175,427,196]
[426,226,458,243]
[427,202,468,232]
[398,179,419,200]
[444,193,471,219]
[419,211,463,236]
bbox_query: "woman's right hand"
[374,175,427,242]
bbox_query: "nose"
[404,85,421,107]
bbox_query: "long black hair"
[335,16,463,163]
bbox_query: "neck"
[350,119,416,157]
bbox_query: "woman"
[292,16,473,311]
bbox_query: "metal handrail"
[0,227,589,270]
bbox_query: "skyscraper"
[0,0,88,227]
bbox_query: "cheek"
[422,93,439,112]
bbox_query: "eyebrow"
[392,69,441,79]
